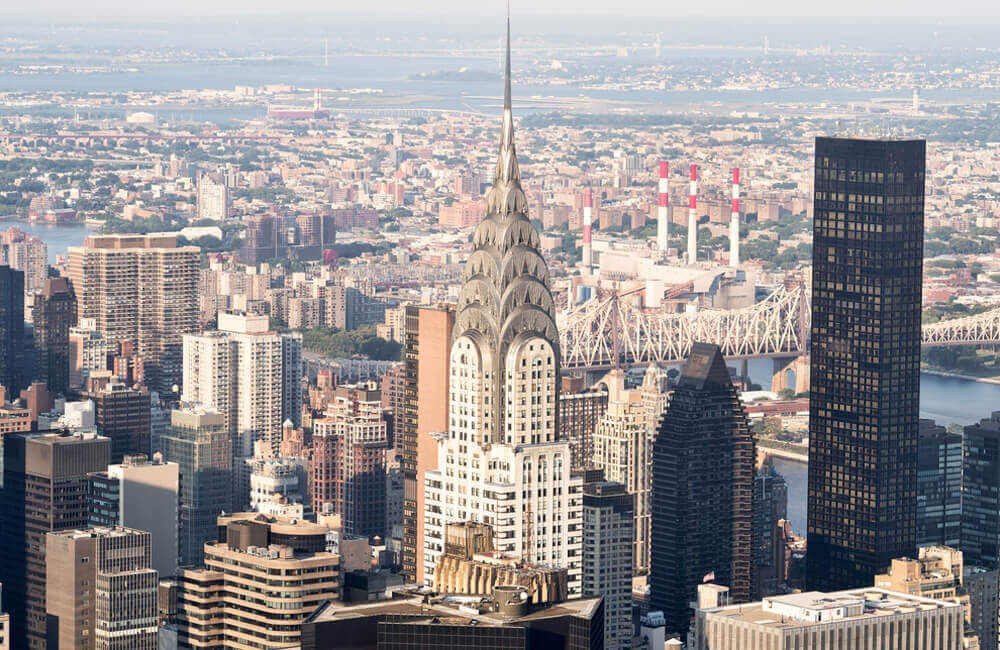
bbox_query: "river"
[0,219,96,264]
[769,371,1000,536]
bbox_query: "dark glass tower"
[650,342,755,635]
[0,265,26,395]
[31,277,77,395]
[806,137,925,591]
[961,412,1000,566]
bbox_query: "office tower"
[0,227,47,294]
[0,266,26,395]
[0,431,111,649]
[650,343,755,635]
[693,588,962,650]
[0,583,8,650]
[422,19,583,595]
[875,546,998,649]
[312,382,390,539]
[196,175,229,221]
[558,375,609,470]
[917,419,962,548]
[68,234,199,392]
[159,407,232,567]
[401,304,454,583]
[583,481,634,650]
[593,370,652,571]
[754,464,789,597]
[45,526,158,650]
[87,454,180,577]
[807,137,925,591]
[176,514,339,649]
[182,312,302,507]
[82,379,151,463]
[962,412,1000,567]
[31,278,76,395]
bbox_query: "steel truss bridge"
[558,284,1000,371]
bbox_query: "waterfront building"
[649,343,755,635]
[68,234,199,392]
[807,137,925,591]
[961,411,1000,568]
[755,463,789,597]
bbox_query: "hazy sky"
[8,0,1000,18]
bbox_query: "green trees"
[300,326,401,361]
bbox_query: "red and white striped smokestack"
[730,167,740,268]
[657,161,669,253]
[687,164,697,263]
[582,188,593,272]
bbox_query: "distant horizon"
[3,1,1000,19]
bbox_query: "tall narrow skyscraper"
[649,343,755,636]
[422,10,583,594]
[0,265,26,395]
[31,278,76,395]
[807,137,925,591]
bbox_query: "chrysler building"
[423,8,583,593]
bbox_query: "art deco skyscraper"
[422,12,583,593]
[649,343,755,636]
[806,137,925,591]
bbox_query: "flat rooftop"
[704,588,961,630]
[307,591,601,628]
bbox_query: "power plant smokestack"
[687,164,697,264]
[582,188,593,272]
[657,161,669,254]
[730,167,740,268]
[313,88,321,112]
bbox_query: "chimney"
[687,164,697,263]
[730,167,740,268]
[582,188,593,273]
[657,161,669,253]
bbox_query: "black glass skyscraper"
[806,137,925,591]
[0,265,26,395]
[650,342,755,635]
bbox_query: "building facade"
[583,481,634,650]
[422,33,583,594]
[694,588,963,650]
[87,454,179,577]
[68,234,199,392]
[176,515,339,649]
[82,380,151,463]
[159,407,233,567]
[650,343,755,635]
[755,464,789,597]
[312,382,390,539]
[31,277,77,395]
[0,266,26,395]
[807,137,925,591]
[45,527,158,650]
[961,412,1000,568]
[182,311,302,508]
[0,431,111,649]
[558,375,609,470]
[401,304,454,583]
[917,419,962,549]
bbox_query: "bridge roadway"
[558,285,1000,371]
